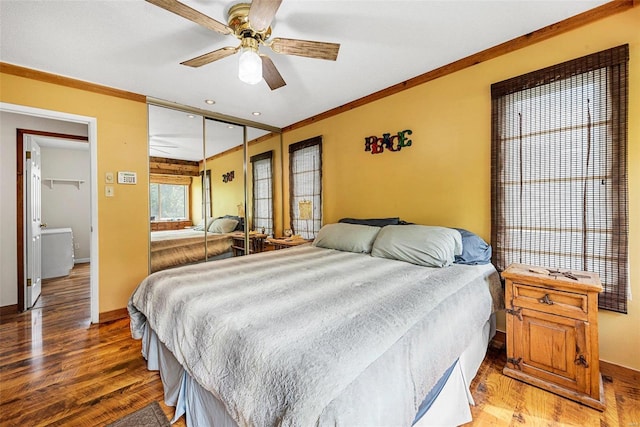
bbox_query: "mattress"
[129,245,502,426]
[150,229,233,272]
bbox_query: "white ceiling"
[1,0,609,158]
[148,104,270,160]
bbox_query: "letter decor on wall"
[364,129,413,154]
[222,171,234,183]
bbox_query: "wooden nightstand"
[230,233,267,256]
[266,237,311,250]
[501,263,605,411]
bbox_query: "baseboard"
[600,360,640,381]
[98,307,128,323]
[0,304,18,317]
[491,330,506,349]
[74,258,90,264]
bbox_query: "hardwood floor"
[0,264,185,427]
[0,264,638,426]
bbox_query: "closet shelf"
[44,178,85,189]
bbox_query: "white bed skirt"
[140,314,494,427]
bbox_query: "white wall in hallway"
[40,146,91,262]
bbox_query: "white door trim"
[2,102,99,324]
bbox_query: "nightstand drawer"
[512,283,588,321]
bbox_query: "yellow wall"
[282,7,640,370]
[207,149,245,219]
[204,133,284,235]
[0,73,149,314]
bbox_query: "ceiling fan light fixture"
[238,38,262,85]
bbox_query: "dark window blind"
[251,151,274,236]
[201,170,211,219]
[289,136,322,239]
[491,45,629,313]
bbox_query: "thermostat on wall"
[117,171,137,184]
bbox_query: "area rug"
[107,401,171,427]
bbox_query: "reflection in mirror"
[148,103,283,271]
[148,105,207,273]
[203,119,248,257]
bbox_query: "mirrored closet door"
[148,103,280,273]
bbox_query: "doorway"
[1,102,99,323]
[17,129,89,311]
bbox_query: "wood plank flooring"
[0,263,638,426]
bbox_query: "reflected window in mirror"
[150,182,189,221]
[201,170,212,219]
[250,151,274,236]
[149,172,194,232]
[289,137,322,240]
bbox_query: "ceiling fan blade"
[269,38,340,61]
[181,46,239,67]
[248,0,282,33]
[261,55,286,90]
[146,0,232,35]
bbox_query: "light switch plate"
[105,185,114,197]
[105,172,114,184]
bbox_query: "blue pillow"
[339,217,400,227]
[452,228,492,265]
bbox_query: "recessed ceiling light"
[252,112,261,116]
[205,99,215,105]
[227,125,234,129]
[187,114,195,119]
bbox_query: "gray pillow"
[312,223,381,253]
[371,225,463,267]
[209,218,239,234]
[193,217,214,231]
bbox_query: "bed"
[130,223,503,426]
[150,216,245,272]
[150,229,234,273]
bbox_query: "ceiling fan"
[147,0,341,90]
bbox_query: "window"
[491,45,628,313]
[289,136,322,239]
[251,151,274,235]
[201,170,211,219]
[150,182,189,220]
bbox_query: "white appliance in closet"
[41,228,74,279]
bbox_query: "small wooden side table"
[502,263,605,410]
[230,233,267,256]
[267,237,312,250]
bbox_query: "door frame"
[3,102,99,323]
[18,129,89,311]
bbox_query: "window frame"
[289,136,322,239]
[150,178,191,221]
[490,44,629,313]
[250,150,274,236]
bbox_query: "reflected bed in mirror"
[149,216,245,273]
[148,103,280,273]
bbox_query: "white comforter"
[128,245,502,427]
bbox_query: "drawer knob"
[538,294,554,305]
